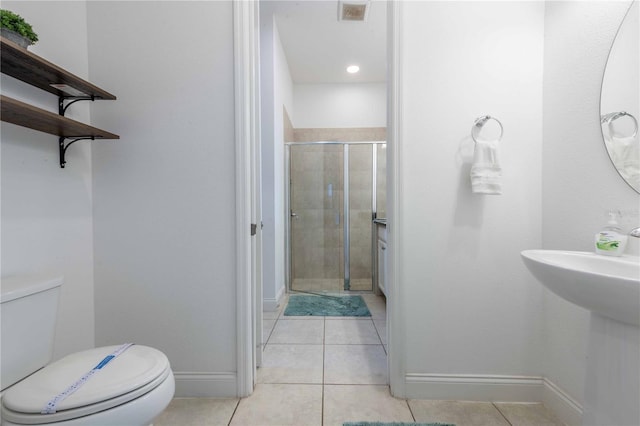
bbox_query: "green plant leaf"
[1,9,38,43]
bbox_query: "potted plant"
[1,9,38,49]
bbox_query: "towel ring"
[601,111,638,139]
[472,115,503,143]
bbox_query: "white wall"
[542,0,637,418]
[396,1,545,400]
[260,11,293,310]
[293,83,386,129]
[1,1,95,360]
[275,25,295,125]
[87,1,238,396]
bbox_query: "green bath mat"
[284,294,371,317]
[343,423,455,426]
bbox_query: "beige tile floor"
[154,293,564,426]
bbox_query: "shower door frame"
[285,141,386,293]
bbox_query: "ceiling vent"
[338,1,370,22]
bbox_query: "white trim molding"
[387,0,405,399]
[404,373,582,426]
[542,377,583,426]
[263,284,285,312]
[174,372,238,398]
[405,373,544,403]
[234,0,259,398]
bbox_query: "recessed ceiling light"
[347,65,360,74]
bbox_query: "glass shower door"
[289,144,345,293]
[347,144,374,291]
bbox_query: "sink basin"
[521,250,640,326]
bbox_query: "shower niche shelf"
[0,36,119,168]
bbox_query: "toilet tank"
[0,275,62,391]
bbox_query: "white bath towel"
[470,140,502,194]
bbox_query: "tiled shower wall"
[293,127,386,143]
[288,127,386,289]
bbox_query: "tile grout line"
[266,306,281,346]
[371,317,385,350]
[323,343,385,346]
[406,398,417,422]
[264,316,277,347]
[492,402,514,426]
[329,382,389,385]
[227,397,242,426]
[322,315,326,426]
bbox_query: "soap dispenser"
[595,210,628,256]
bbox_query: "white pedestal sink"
[521,250,639,326]
[521,250,640,426]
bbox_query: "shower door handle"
[290,211,299,220]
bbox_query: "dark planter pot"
[1,28,33,49]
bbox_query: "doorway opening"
[254,0,394,395]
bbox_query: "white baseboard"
[542,378,583,426]
[404,373,582,425]
[263,285,285,312]
[173,372,237,397]
[405,373,543,402]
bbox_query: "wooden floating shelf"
[1,36,118,167]
[0,37,116,100]
[1,95,119,140]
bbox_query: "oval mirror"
[601,1,639,193]
[600,1,640,193]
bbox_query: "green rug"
[284,294,371,317]
[343,423,455,426]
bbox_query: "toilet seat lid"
[2,345,169,416]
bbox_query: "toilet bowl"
[1,345,175,426]
[0,276,175,425]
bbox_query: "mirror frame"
[600,0,640,194]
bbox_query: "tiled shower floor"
[155,294,564,426]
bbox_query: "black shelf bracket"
[59,136,95,168]
[57,96,101,168]
[58,95,98,117]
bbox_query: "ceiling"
[265,0,387,84]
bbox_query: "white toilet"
[0,275,175,425]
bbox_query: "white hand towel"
[605,134,640,188]
[606,119,639,185]
[470,140,502,194]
